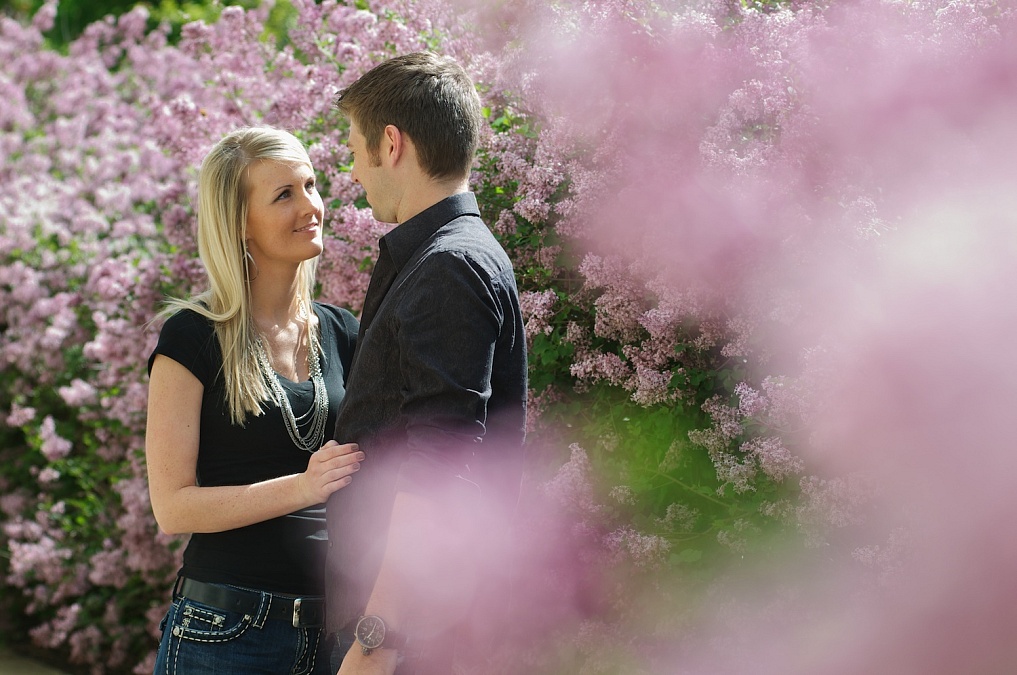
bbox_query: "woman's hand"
[300,440,364,504]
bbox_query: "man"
[326,52,528,675]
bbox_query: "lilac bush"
[3,0,1017,672]
[0,1,425,670]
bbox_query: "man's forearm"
[363,491,433,631]
[340,488,477,674]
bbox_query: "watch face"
[355,615,386,650]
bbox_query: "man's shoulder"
[431,213,509,259]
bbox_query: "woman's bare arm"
[145,354,362,535]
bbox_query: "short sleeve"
[147,309,219,386]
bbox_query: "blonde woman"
[146,127,361,674]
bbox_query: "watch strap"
[382,627,408,651]
[355,615,408,654]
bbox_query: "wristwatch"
[354,615,408,655]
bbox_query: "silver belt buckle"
[292,598,302,628]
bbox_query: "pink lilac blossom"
[851,525,915,587]
[699,396,742,442]
[67,624,103,667]
[569,349,631,390]
[6,403,37,427]
[36,467,61,484]
[603,526,671,569]
[627,365,675,407]
[734,381,766,417]
[709,449,758,495]
[657,502,699,533]
[741,436,803,482]
[57,379,99,408]
[518,289,557,338]
[541,443,603,520]
[29,603,80,650]
[0,492,29,517]
[524,384,564,435]
[6,535,72,589]
[795,474,877,541]
[38,416,73,461]
[608,485,635,506]
[578,254,646,343]
[88,546,127,588]
[620,336,673,373]
[716,518,756,553]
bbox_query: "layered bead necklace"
[254,306,329,453]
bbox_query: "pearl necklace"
[254,320,329,453]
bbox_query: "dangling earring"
[245,245,260,282]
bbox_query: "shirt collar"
[380,192,481,270]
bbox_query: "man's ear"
[382,124,404,166]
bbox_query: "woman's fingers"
[316,440,360,460]
[314,443,364,471]
[302,442,364,501]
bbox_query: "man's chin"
[370,208,398,225]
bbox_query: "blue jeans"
[153,584,330,675]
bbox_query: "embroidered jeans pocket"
[154,598,257,674]
[170,598,252,643]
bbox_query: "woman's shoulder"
[160,306,215,337]
[149,306,219,378]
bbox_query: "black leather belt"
[176,577,325,628]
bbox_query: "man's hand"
[336,646,399,675]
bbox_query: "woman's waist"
[183,527,327,596]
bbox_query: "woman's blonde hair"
[161,126,319,425]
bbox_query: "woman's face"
[244,159,324,271]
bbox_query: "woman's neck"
[249,273,304,329]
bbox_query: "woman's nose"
[299,190,321,215]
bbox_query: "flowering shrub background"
[3,0,1017,673]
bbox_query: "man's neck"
[395,176,469,224]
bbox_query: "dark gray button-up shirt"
[325,192,527,632]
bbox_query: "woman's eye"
[306,180,317,191]
[274,189,291,201]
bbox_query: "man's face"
[347,120,397,223]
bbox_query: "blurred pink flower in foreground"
[645,3,1017,674]
[451,0,1017,672]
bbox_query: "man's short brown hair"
[335,52,483,181]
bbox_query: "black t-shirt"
[148,302,359,595]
